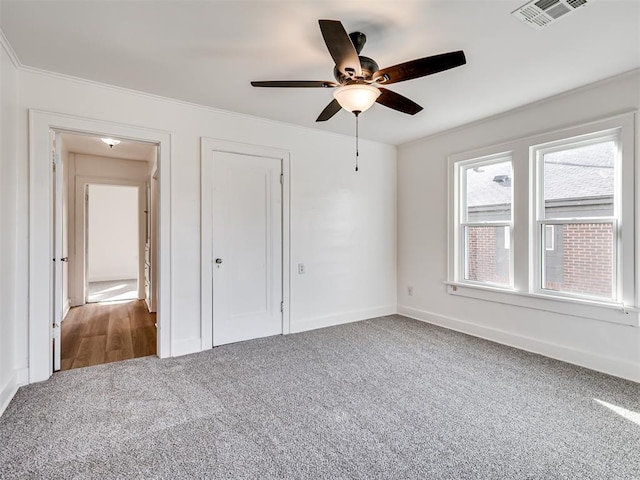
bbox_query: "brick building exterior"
[466,222,613,297]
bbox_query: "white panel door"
[52,132,64,371]
[212,151,282,346]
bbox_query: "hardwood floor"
[61,300,156,371]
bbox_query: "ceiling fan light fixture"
[333,84,380,113]
[101,137,121,148]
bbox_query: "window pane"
[465,225,510,285]
[542,223,613,299]
[543,141,615,219]
[465,160,512,222]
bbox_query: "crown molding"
[19,64,392,148]
[0,24,382,146]
[0,28,22,69]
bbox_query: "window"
[535,137,617,301]
[458,155,513,287]
[448,113,636,325]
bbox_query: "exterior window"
[448,113,635,324]
[535,138,617,300]
[459,157,512,286]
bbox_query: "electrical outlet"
[407,286,414,296]
[298,263,305,274]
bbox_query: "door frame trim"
[29,110,172,383]
[200,138,291,350]
[76,178,146,305]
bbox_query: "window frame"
[447,112,637,326]
[532,130,621,302]
[454,153,514,289]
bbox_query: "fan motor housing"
[334,56,379,84]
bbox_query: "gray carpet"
[1,315,639,479]
[87,279,137,303]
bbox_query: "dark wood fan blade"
[251,81,337,88]
[376,88,423,115]
[374,51,466,85]
[316,99,342,122]
[318,20,362,77]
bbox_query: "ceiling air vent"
[512,0,588,29]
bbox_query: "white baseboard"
[172,337,202,357]
[291,305,397,334]
[16,368,29,385]
[0,370,18,418]
[173,305,396,356]
[63,299,70,319]
[398,305,640,383]
[69,297,82,307]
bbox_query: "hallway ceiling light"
[101,138,121,148]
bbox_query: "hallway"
[61,300,156,370]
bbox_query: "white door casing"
[29,110,172,383]
[77,180,146,303]
[201,139,290,349]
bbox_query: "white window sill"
[445,281,639,327]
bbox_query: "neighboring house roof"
[466,141,615,207]
[466,161,513,208]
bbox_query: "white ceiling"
[2,1,639,145]
[60,132,156,162]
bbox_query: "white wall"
[0,36,20,414]
[13,68,397,376]
[397,70,640,382]
[87,184,139,282]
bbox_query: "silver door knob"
[215,258,223,264]
[61,257,69,262]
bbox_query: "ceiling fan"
[251,19,467,122]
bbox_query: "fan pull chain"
[354,111,360,172]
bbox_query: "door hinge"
[280,173,283,185]
[280,301,284,312]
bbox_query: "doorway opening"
[29,110,171,383]
[86,184,139,303]
[55,131,159,371]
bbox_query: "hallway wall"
[87,184,139,283]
